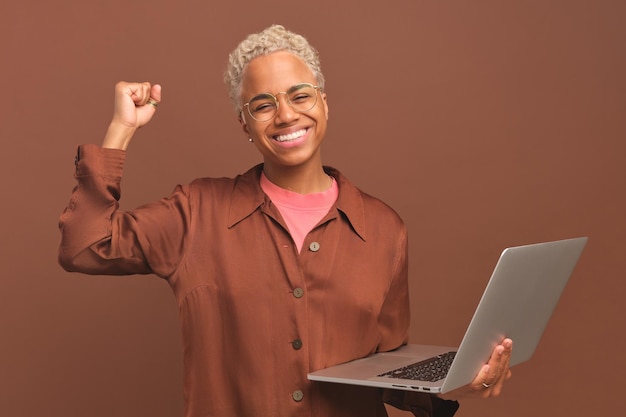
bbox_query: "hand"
[438,338,513,400]
[103,81,162,150]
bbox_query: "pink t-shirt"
[260,172,339,253]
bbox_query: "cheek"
[248,125,260,138]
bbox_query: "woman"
[59,25,511,417]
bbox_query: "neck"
[262,164,331,194]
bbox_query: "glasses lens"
[248,94,278,122]
[287,84,318,113]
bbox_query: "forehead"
[241,51,317,98]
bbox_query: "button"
[292,338,303,350]
[309,242,320,252]
[292,390,304,402]
[293,287,304,298]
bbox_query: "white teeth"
[274,129,306,142]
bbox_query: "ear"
[239,114,250,135]
[321,92,329,120]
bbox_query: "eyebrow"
[248,83,311,102]
[248,92,275,102]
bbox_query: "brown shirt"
[58,144,456,417]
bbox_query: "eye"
[291,93,312,103]
[251,100,276,114]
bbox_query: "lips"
[273,128,308,142]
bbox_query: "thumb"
[134,83,162,127]
[150,84,162,103]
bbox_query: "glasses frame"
[241,82,322,122]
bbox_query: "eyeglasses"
[242,83,322,122]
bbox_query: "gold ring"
[147,98,159,108]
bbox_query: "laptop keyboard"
[378,351,457,382]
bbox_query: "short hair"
[224,24,325,115]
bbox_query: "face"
[239,51,329,172]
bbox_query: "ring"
[147,98,159,108]
[482,382,492,389]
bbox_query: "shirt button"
[292,390,304,402]
[309,241,320,252]
[293,287,304,298]
[292,338,303,350]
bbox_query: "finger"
[489,369,512,397]
[496,339,513,378]
[492,339,512,371]
[144,84,162,110]
[118,82,147,106]
[150,84,162,102]
[128,82,141,100]
[480,365,496,398]
[470,364,493,398]
[140,82,152,105]
[486,341,513,397]
[489,366,508,396]
[476,365,501,398]
[489,347,508,381]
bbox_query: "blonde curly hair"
[224,24,325,115]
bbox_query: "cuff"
[74,144,126,178]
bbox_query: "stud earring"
[248,138,253,142]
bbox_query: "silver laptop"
[308,237,587,394]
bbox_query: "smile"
[273,128,307,142]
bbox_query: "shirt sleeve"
[376,223,410,352]
[58,144,190,278]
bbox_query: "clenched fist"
[103,82,162,150]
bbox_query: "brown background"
[2,1,624,416]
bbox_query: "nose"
[273,93,299,124]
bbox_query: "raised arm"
[58,82,188,278]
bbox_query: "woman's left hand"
[438,338,513,400]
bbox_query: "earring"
[248,138,253,142]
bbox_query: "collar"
[227,164,367,241]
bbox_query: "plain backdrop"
[1,1,625,416]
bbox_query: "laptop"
[308,237,587,394]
